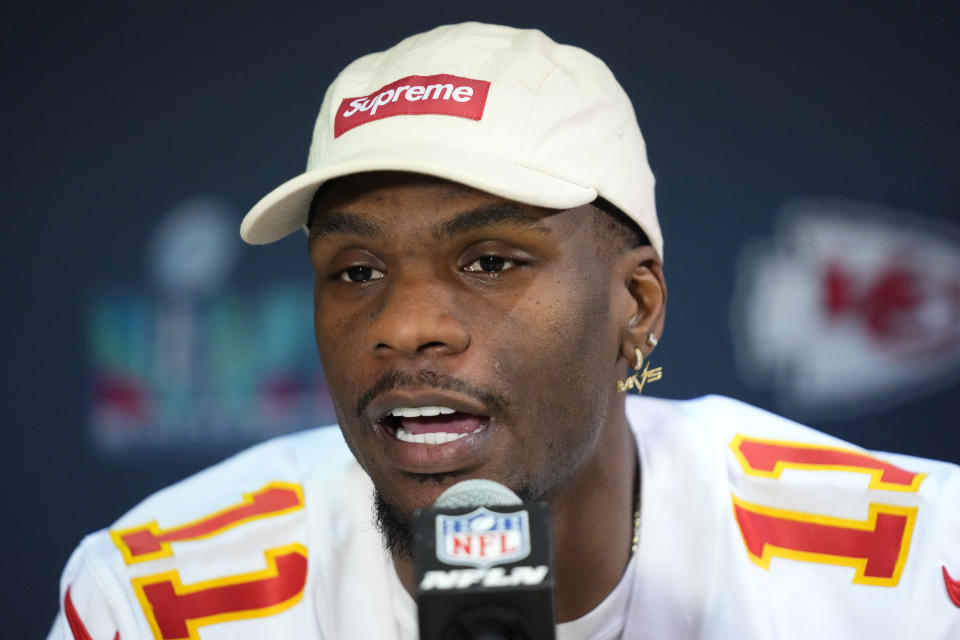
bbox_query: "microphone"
[413,479,556,640]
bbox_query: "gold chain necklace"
[631,457,641,553]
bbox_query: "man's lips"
[366,391,491,426]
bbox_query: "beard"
[373,489,415,558]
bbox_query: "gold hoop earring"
[616,347,663,393]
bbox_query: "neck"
[549,407,637,621]
[392,403,638,623]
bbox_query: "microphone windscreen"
[435,480,522,510]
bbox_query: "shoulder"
[628,392,861,443]
[100,424,358,572]
[111,425,355,534]
[626,393,960,538]
[628,393,960,482]
[51,425,369,640]
[626,394,960,636]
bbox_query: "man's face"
[308,172,630,522]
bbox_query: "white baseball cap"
[240,22,662,258]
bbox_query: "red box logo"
[334,74,491,138]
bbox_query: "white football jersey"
[48,396,960,639]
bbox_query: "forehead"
[313,171,479,206]
[309,171,563,237]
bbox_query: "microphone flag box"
[414,502,555,640]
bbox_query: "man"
[49,22,960,639]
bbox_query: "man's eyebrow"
[308,211,382,244]
[437,203,551,238]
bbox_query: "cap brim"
[240,144,598,244]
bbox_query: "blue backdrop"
[5,2,958,635]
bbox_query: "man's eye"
[336,265,384,283]
[464,255,516,273]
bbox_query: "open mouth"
[379,406,489,445]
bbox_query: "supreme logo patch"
[334,74,491,138]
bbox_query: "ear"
[614,245,666,367]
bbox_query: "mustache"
[355,369,509,418]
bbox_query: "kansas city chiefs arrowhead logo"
[731,200,960,417]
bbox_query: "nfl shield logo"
[435,507,531,568]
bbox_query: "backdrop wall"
[5,2,958,635]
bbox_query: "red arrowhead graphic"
[944,566,960,609]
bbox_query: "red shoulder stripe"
[64,587,93,640]
[944,566,960,608]
[64,585,120,640]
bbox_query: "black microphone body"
[413,480,556,640]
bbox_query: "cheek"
[532,273,617,425]
[494,269,616,423]
[484,258,616,379]
[313,293,370,423]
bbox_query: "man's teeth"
[394,424,486,445]
[387,406,486,445]
[389,406,457,418]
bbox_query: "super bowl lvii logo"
[88,197,336,455]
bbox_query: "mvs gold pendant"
[617,347,663,394]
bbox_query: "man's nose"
[370,273,470,360]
